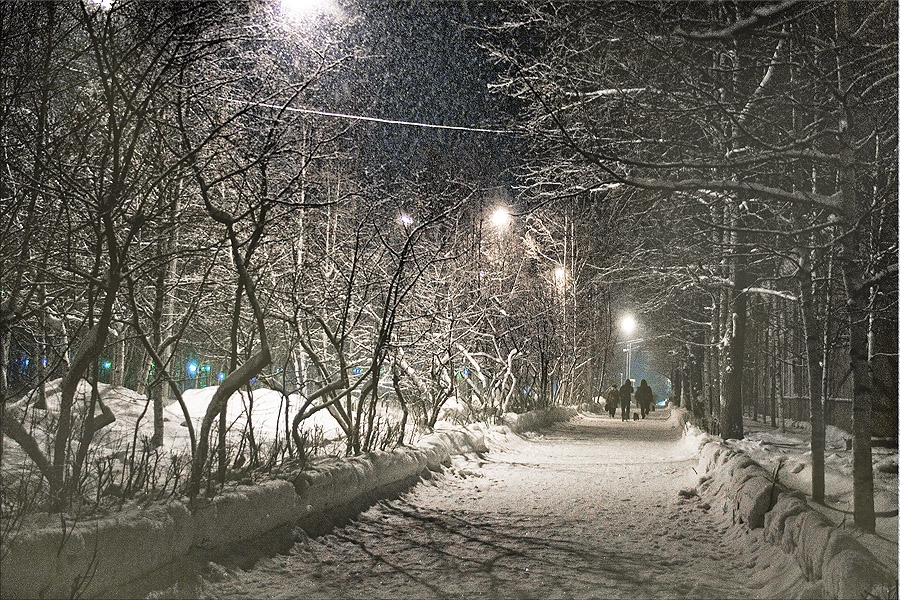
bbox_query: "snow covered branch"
[674,1,802,40]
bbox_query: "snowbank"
[0,502,194,600]
[1,407,568,599]
[502,405,578,433]
[686,417,896,599]
[0,427,486,598]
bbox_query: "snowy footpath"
[169,408,802,599]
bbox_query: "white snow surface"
[4,384,896,599]
[732,416,898,572]
[3,380,359,465]
[175,408,816,599]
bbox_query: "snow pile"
[502,405,577,433]
[0,501,195,600]
[0,422,491,598]
[1,397,573,599]
[3,379,176,460]
[677,409,715,455]
[691,426,897,599]
[191,479,300,550]
[697,442,777,529]
[167,386,347,447]
[737,417,898,567]
[3,380,367,463]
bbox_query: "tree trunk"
[671,359,683,408]
[768,319,777,428]
[798,248,826,502]
[835,0,876,534]
[191,348,270,498]
[721,201,746,440]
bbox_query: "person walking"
[605,385,620,419]
[619,379,633,421]
[636,379,654,419]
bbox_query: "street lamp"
[553,265,566,283]
[186,360,198,390]
[489,206,511,229]
[280,0,339,18]
[619,315,641,384]
[620,314,636,336]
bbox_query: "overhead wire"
[221,97,517,134]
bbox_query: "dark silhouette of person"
[636,379,654,419]
[619,379,634,421]
[605,385,620,418]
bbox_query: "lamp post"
[619,315,642,385]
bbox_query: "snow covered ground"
[723,415,898,572]
[3,380,372,471]
[4,384,896,598]
[118,408,818,599]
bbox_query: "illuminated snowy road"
[186,409,795,599]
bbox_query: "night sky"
[318,0,520,187]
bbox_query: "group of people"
[605,379,654,421]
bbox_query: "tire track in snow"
[196,409,768,599]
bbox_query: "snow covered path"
[199,409,768,599]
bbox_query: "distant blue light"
[202,363,211,373]
[250,377,257,384]
[101,360,111,370]
[462,368,469,376]
[187,361,198,376]
[217,372,226,382]
[41,357,48,367]
[352,367,363,375]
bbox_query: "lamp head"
[620,315,637,336]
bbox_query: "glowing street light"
[553,265,566,283]
[186,361,198,377]
[280,0,340,19]
[489,206,511,229]
[620,314,636,336]
[619,315,641,384]
[398,214,414,226]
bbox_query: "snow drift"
[0,406,568,599]
[684,413,896,599]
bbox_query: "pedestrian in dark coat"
[636,379,654,419]
[605,385,620,418]
[619,379,634,421]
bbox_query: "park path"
[196,409,774,599]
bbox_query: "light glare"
[280,0,340,18]
[489,207,511,228]
[553,266,566,281]
[620,315,637,335]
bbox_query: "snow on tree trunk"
[721,201,746,440]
